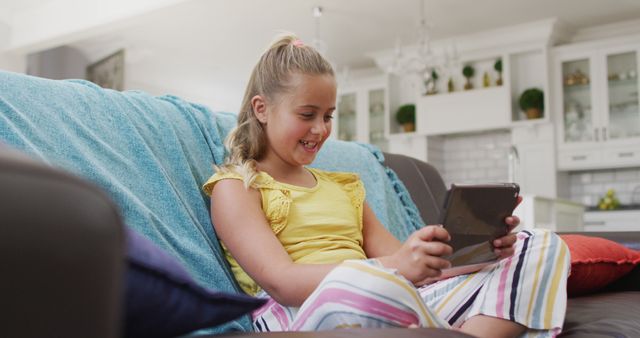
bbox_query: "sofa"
[1,70,638,338]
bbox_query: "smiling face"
[253,72,336,169]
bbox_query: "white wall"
[0,53,26,73]
[3,42,244,114]
[0,20,9,51]
[0,20,25,72]
[127,76,244,114]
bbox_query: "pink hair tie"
[292,39,304,47]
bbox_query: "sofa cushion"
[560,234,640,296]
[561,291,640,337]
[125,226,265,338]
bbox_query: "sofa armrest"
[383,152,447,225]
[0,146,124,338]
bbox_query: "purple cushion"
[124,227,265,338]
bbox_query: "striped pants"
[252,229,570,338]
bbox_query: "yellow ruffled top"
[202,167,367,295]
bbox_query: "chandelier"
[311,6,328,55]
[310,5,351,86]
[387,0,460,79]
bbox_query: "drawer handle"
[618,152,634,158]
[584,221,606,226]
[571,155,587,161]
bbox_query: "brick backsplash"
[426,131,640,207]
[427,136,445,174]
[432,130,511,188]
[569,168,640,207]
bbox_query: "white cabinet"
[511,123,557,198]
[584,209,640,231]
[554,41,640,170]
[514,194,584,232]
[335,74,388,151]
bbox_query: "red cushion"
[560,234,640,297]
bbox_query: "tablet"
[440,183,520,273]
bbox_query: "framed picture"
[86,49,125,90]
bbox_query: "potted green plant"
[462,65,475,90]
[519,88,544,119]
[395,103,416,132]
[494,59,503,86]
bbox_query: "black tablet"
[440,183,520,268]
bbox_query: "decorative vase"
[424,79,437,95]
[402,122,415,132]
[447,78,454,93]
[496,73,503,86]
[483,72,490,88]
[464,77,473,90]
[423,71,438,95]
[525,108,542,120]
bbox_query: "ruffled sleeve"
[201,171,243,196]
[317,170,366,230]
[247,174,291,235]
[261,188,291,235]
[203,171,293,235]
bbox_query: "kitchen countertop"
[586,204,640,212]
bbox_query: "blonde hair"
[217,34,335,187]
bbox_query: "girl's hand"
[383,226,453,285]
[492,195,523,260]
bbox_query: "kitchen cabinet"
[335,74,388,151]
[514,194,584,232]
[511,123,558,197]
[584,209,640,231]
[554,42,640,170]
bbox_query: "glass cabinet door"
[562,58,595,143]
[368,88,386,150]
[604,51,640,140]
[337,92,357,141]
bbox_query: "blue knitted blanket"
[0,70,424,333]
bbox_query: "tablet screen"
[440,183,519,267]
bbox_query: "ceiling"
[61,0,640,68]
[3,0,640,110]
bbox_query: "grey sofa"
[2,146,639,337]
[1,70,638,337]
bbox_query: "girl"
[203,35,569,338]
